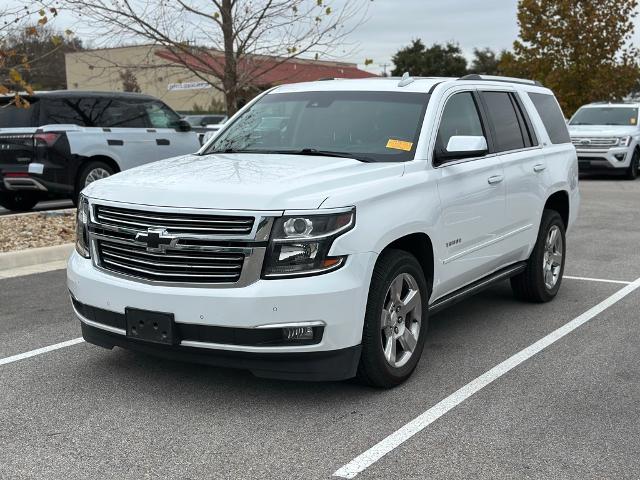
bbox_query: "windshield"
[570,107,639,126]
[205,91,430,162]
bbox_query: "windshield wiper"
[275,148,373,162]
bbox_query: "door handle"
[533,164,546,173]
[487,175,504,185]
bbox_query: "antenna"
[398,72,415,87]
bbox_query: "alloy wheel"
[85,167,111,187]
[542,225,563,290]
[380,272,422,368]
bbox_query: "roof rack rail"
[459,74,543,87]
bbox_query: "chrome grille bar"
[95,205,255,235]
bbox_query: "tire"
[357,249,430,388]
[511,210,566,303]
[625,150,639,180]
[76,161,114,204]
[0,192,40,212]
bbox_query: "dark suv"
[0,91,200,211]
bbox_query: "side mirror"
[176,119,192,132]
[436,135,488,164]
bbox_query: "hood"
[84,153,405,210]
[568,125,638,137]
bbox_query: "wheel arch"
[380,232,434,294]
[544,190,570,228]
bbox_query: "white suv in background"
[68,75,579,388]
[568,102,640,179]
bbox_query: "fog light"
[282,326,314,341]
[614,153,626,162]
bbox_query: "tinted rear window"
[481,91,525,152]
[0,100,38,128]
[528,93,571,144]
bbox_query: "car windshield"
[569,107,639,126]
[205,91,430,162]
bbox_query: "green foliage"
[392,40,467,77]
[469,48,505,75]
[501,0,640,115]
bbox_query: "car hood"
[568,125,638,137]
[84,153,405,211]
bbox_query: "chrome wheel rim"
[84,168,111,187]
[380,272,422,368]
[543,225,563,290]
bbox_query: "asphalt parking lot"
[0,199,73,217]
[1,178,639,479]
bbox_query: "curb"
[0,243,74,271]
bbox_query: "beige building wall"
[65,45,225,112]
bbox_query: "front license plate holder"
[125,308,176,345]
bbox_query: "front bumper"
[80,321,361,381]
[576,147,632,172]
[67,250,376,378]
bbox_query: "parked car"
[184,114,227,145]
[0,91,201,211]
[568,102,640,179]
[68,75,579,387]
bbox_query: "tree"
[2,26,82,91]
[60,0,371,115]
[392,40,467,77]
[469,48,504,75]
[119,68,141,93]
[500,0,640,115]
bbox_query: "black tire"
[357,249,430,388]
[511,210,566,303]
[75,160,115,204]
[625,150,639,180]
[0,192,40,212]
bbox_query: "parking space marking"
[564,275,632,285]
[333,278,640,479]
[0,338,84,367]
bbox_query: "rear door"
[433,90,507,297]
[479,90,547,255]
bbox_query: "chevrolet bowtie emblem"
[135,228,178,253]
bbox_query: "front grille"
[97,240,245,284]
[94,205,255,235]
[571,137,619,149]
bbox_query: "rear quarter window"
[528,93,571,144]
[0,99,39,128]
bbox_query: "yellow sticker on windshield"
[631,117,637,125]
[386,139,414,151]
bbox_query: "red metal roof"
[155,49,377,86]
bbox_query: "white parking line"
[333,277,640,479]
[0,338,84,367]
[564,275,632,285]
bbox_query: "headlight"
[619,136,632,147]
[262,208,355,278]
[75,194,91,258]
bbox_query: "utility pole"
[379,63,390,77]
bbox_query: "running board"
[428,262,527,315]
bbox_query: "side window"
[42,99,88,126]
[101,100,148,128]
[144,101,180,128]
[436,92,484,156]
[481,91,526,152]
[528,93,571,144]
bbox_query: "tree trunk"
[220,0,238,116]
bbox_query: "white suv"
[67,75,580,387]
[568,102,640,179]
